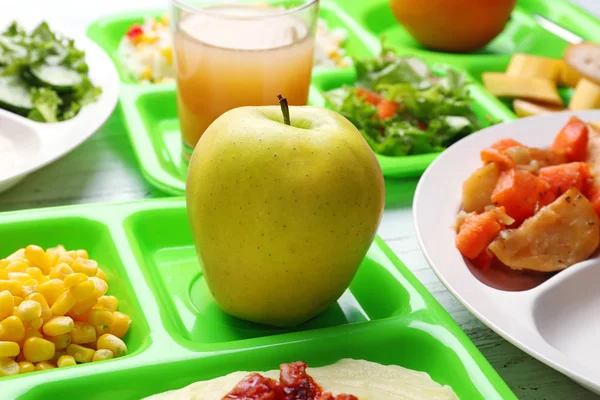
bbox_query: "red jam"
[222,362,358,400]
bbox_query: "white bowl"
[0,24,119,194]
[414,109,600,394]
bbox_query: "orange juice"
[173,4,316,156]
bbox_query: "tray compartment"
[336,0,568,65]
[86,4,407,195]
[16,317,514,400]
[0,215,151,377]
[86,11,164,83]
[311,58,516,178]
[133,89,186,183]
[0,199,514,398]
[123,207,413,347]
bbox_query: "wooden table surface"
[2,1,600,399]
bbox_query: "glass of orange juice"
[170,0,319,160]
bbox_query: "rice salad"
[117,14,175,84]
[313,18,351,69]
[118,14,350,84]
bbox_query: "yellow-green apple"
[186,98,385,327]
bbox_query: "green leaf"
[30,87,62,122]
[324,46,482,157]
[0,20,98,121]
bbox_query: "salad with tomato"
[325,47,483,157]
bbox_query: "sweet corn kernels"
[24,246,51,274]
[21,279,38,298]
[23,337,55,363]
[43,316,74,336]
[0,245,131,375]
[70,322,96,345]
[160,47,173,66]
[72,258,98,277]
[15,300,42,321]
[18,361,34,374]
[70,281,95,300]
[56,255,74,267]
[97,334,127,357]
[24,326,42,339]
[6,261,27,273]
[0,357,19,376]
[95,295,118,312]
[66,344,95,363]
[89,277,108,297]
[92,349,113,362]
[140,66,153,80]
[87,309,113,327]
[0,341,20,357]
[7,249,24,261]
[109,312,131,339]
[46,245,66,256]
[51,350,65,364]
[50,292,75,316]
[35,361,56,371]
[57,354,76,368]
[47,334,71,350]
[39,279,66,306]
[0,316,24,341]
[70,297,97,317]
[95,268,107,281]
[26,267,47,284]
[49,263,74,281]
[75,250,88,260]
[0,290,14,321]
[0,280,23,296]
[31,318,44,330]
[8,272,31,283]
[96,325,109,336]
[46,252,59,269]
[63,273,87,289]
[26,293,52,322]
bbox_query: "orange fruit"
[389,0,517,53]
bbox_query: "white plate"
[414,109,600,394]
[0,23,119,193]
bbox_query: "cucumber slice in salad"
[26,64,82,91]
[0,76,33,115]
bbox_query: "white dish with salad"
[414,109,600,394]
[0,20,118,193]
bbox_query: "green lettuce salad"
[325,47,483,157]
[0,22,101,122]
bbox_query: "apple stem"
[277,94,291,126]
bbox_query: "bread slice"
[564,42,600,85]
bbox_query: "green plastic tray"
[333,0,600,107]
[0,198,515,399]
[86,3,516,194]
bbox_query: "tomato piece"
[356,88,382,106]
[126,24,143,40]
[376,100,399,119]
[550,116,589,162]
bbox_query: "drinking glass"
[170,0,319,160]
